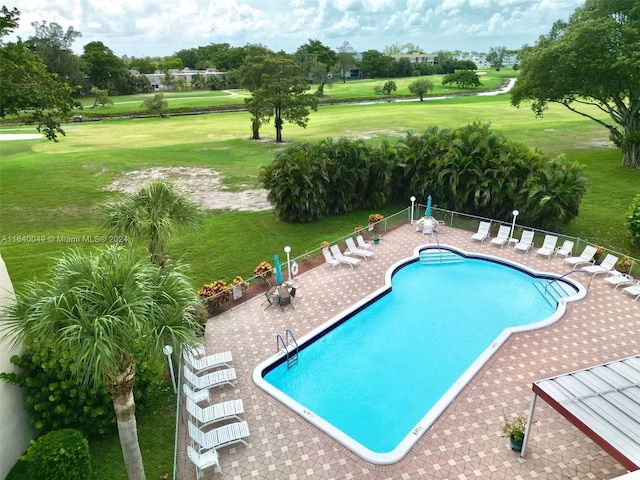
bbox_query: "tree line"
[1,0,639,166]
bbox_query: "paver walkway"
[179,223,640,480]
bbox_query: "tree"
[486,46,506,70]
[240,53,318,142]
[511,0,640,168]
[103,181,203,265]
[441,70,482,88]
[294,39,337,97]
[81,41,127,92]
[1,245,201,480]
[27,20,86,91]
[90,86,113,108]
[336,41,357,83]
[142,93,168,118]
[408,79,435,101]
[0,7,77,140]
[381,80,397,95]
[360,50,393,78]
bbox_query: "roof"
[532,355,640,471]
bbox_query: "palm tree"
[103,181,203,265]
[1,245,201,480]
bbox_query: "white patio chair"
[490,225,511,248]
[345,237,374,260]
[183,365,236,391]
[187,445,221,479]
[534,235,558,259]
[186,397,244,429]
[188,419,250,453]
[470,221,490,244]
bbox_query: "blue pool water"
[255,247,584,464]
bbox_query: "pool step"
[533,280,567,307]
[420,250,464,265]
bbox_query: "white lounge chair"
[564,245,597,267]
[183,383,212,405]
[345,237,374,260]
[183,347,233,373]
[471,221,491,244]
[603,271,636,290]
[534,235,558,259]
[183,365,237,391]
[621,281,640,301]
[188,419,250,453]
[490,225,511,248]
[422,220,434,238]
[555,240,574,258]
[330,244,361,268]
[581,254,618,279]
[187,445,221,479]
[514,230,535,254]
[322,247,340,270]
[186,397,244,429]
[356,234,372,250]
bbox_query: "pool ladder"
[276,329,299,369]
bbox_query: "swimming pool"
[253,245,586,464]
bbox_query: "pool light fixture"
[284,245,292,283]
[410,196,416,224]
[510,209,520,240]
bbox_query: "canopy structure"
[522,355,640,471]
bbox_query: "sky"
[6,0,585,58]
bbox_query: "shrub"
[0,342,161,437]
[198,280,231,314]
[381,80,397,95]
[625,194,640,246]
[22,429,91,480]
[368,213,384,233]
[253,261,273,280]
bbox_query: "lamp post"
[162,345,176,393]
[284,245,291,283]
[410,196,416,224]
[510,209,520,241]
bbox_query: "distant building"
[130,67,224,91]
[390,53,439,65]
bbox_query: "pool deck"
[181,223,640,480]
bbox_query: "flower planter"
[510,435,523,452]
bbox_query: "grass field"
[2,80,640,479]
[1,87,639,291]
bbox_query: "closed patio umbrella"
[274,255,283,285]
[425,195,432,218]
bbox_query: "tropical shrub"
[381,80,397,95]
[0,342,160,437]
[198,280,231,314]
[625,194,640,246]
[253,261,273,280]
[22,429,91,480]
[260,123,588,229]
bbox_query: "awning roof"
[526,355,640,471]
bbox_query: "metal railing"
[202,204,639,310]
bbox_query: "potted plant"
[500,414,531,452]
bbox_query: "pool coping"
[251,244,588,465]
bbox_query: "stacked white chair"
[182,344,249,477]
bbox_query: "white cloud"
[7,0,585,56]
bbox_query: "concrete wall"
[0,254,32,479]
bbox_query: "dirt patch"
[104,167,272,211]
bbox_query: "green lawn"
[2,90,638,290]
[2,86,640,478]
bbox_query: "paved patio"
[179,222,640,480]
